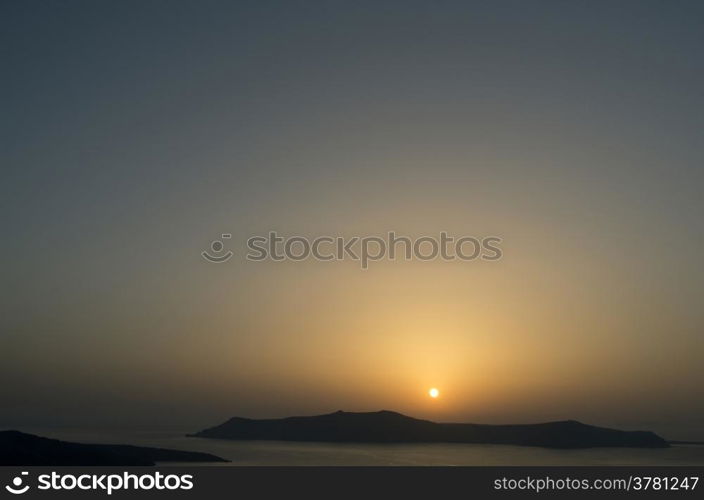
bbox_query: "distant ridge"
[0,430,228,466]
[189,410,668,449]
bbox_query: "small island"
[190,410,669,449]
[0,430,228,466]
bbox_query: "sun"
[428,387,439,398]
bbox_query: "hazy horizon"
[3,1,703,442]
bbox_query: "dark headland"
[0,430,228,466]
[190,410,668,449]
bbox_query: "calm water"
[20,428,704,466]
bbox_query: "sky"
[2,1,703,439]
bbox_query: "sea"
[18,427,704,466]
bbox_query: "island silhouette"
[0,430,228,466]
[190,410,668,449]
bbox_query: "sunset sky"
[2,1,703,440]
